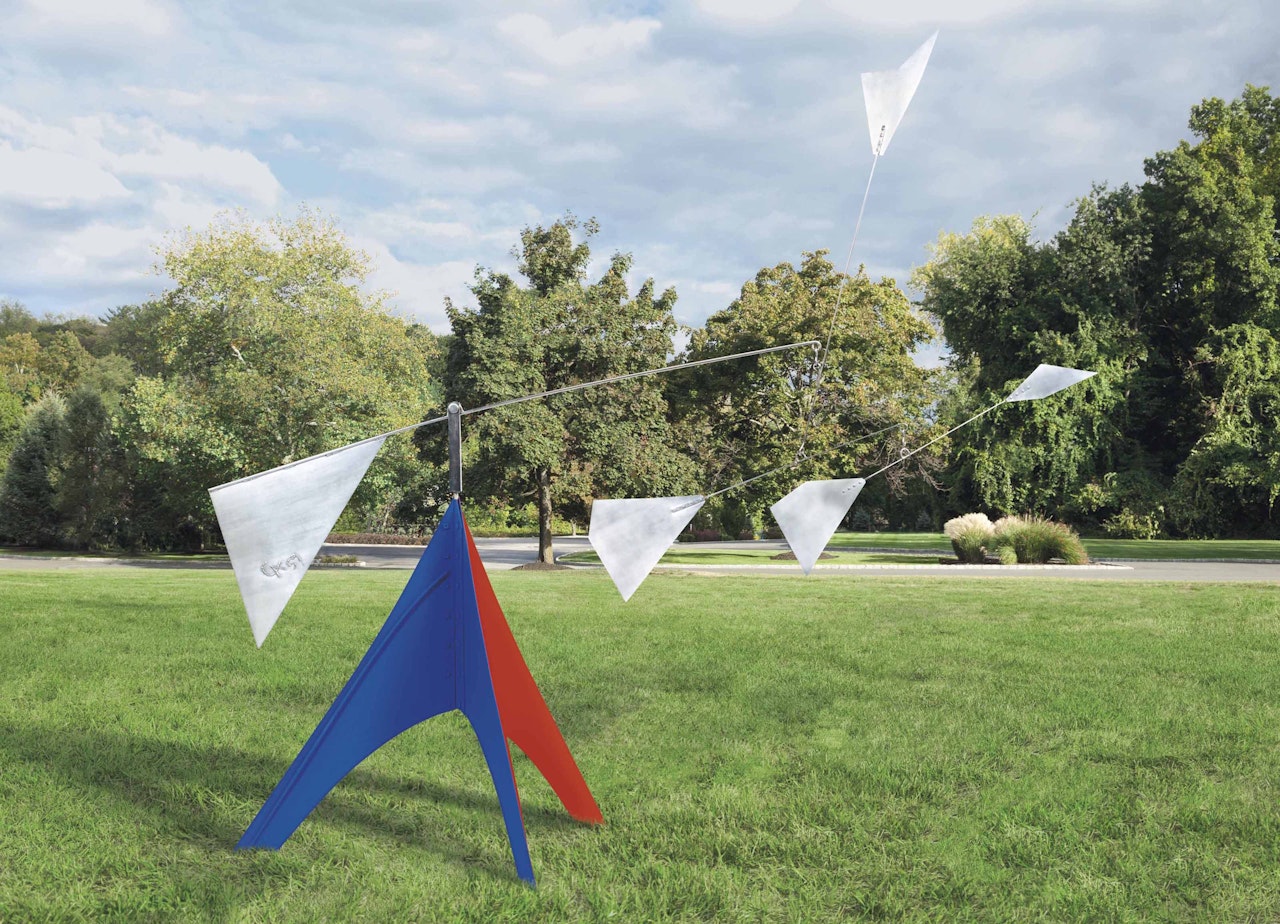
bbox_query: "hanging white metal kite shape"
[1005,363,1096,402]
[770,478,865,575]
[588,495,705,602]
[210,436,387,647]
[861,31,937,156]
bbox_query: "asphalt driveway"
[1,536,1276,582]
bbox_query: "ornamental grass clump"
[944,513,994,563]
[990,515,1089,565]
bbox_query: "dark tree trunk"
[536,466,554,564]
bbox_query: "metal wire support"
[447,402,463,498]
[210,340,822,494]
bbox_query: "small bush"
[688,528,725,542]
[1103,509,1164,540]
[944,513,994,563]
[990,515,1089,564]
[326,532,430,546]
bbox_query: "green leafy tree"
[0,380,26,477]
[0,333,44,401]
[435,216,695,562]
[123,208,437,545]
[56,388,125,549]
[0,301,38,338]
[0,393,67,546]
[677,251,938,533]
[915,86,1280,536]
[102,302,169,377]
[914,209,1140,520]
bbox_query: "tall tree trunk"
[536,466,554,564]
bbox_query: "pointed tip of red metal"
[461,510,605,827]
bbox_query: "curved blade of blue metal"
[236,499,535,884]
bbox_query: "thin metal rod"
[813,147,881,389]
[863,400,1004,481]
[212,340,818,493]
[799,134,884,456]
[678,398,1005,510]
[447,402,462,497]
[461,340,820,418]
[671,420,906,512]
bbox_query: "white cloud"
[0,106,281,207]
[18,0,174,39]
[108,127,282,206]
[542,141,623,164]
[497,14,661,67]
[694,0,805,26]
[357,240,477,330]
[1,0,1277,338]
[0,144,130,207]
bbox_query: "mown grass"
[0,546,230,561]
[827,531,1280,560]
[560,549,930,565]
[2,568,1280,921]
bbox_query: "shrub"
[1102,508,1164,540]
[326,532,430,546]
[990,515,1089,564]
[944,513,994,563]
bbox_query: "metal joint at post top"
[447,402,463,497]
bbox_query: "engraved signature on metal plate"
[260,553,304,579]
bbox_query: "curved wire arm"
[211,340,820,493]
[670,419,908,513]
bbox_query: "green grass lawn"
[828,531,1280,560]
[561,549,930,565]
[3,568,1280,920]
[0,546,230,562]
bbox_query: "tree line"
[1,88,1277,551]
[916,85,1280,538]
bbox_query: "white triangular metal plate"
[589,495,705,602]
[1005,364,1096,402]
[209,436,387,647]
[771,478,866,575]
[861,31,937,156]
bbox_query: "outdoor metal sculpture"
[236,406,600,885]
[212,29,1102,886]
[213,342,817,884]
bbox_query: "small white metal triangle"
[210,436,387,646]
[861,31,937,156]
[1006,364,1096,402]
[589,495,706,601]
[771,478,866,575]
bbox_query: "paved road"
[321,537,596,570]
[1,537,1277,582]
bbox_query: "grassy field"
[827,531,1280,560]
[2,567,1280,921]
[560,549,930,566]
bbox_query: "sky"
[1,0,1277,343]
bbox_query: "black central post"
[447,401,463,499]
